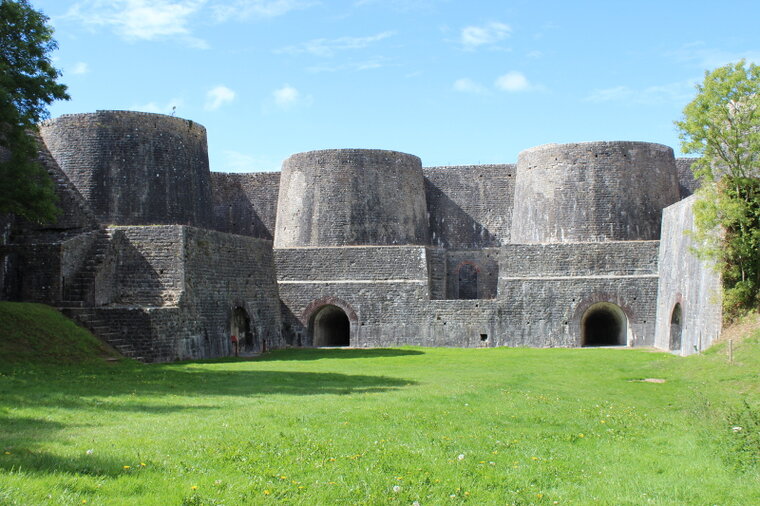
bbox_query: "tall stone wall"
[275,246,431,345]
[274,149,429,247]
[108,226,185,306]
[64,225,282,362]
[211,171,280,239]
[511,142,680,243]
[675,157,700,198]
[423,164,515,247]
[654,195,722,355]
[39,111,213,227]
[498,241,661,347]
[182,226,283,357]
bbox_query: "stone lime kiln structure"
[0,110,722,361]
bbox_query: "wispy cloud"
[272,84,311,108]
[131,97,185,115]
[276,31,394,57]
[66,0,208,48]
[70,62,90,75]
[211,0,316,22]
[307,57,389,72]
[65,0,315,47]
[205,85,236,110]
[585,80,698,105]
[460,21,511,49]
[668,42,760,69]
[453,78,488,94]
[494,71,537,92]
[353,0,438,11]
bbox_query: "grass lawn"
[0,303,758,505]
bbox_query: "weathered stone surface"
[512,142,681,243]
[423,164,514,247]
[2,110,723,360]
[275,149,429,247]
[654,195,722,354]
[39,111,213,227]
[211,171,279,239]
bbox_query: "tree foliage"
[0,0,68,223]
[676,60,760,320]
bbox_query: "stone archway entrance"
[310,305,350,347]
[669,303,683,351]
[581,302,628,346]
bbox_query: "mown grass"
[0,303,758,505]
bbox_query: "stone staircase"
[61,229,111,306]
[62,308,145,362]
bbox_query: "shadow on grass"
[257,348,425,361]
[1,368,417,414]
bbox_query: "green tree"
[0,0,69,223]
[676,60,760,320]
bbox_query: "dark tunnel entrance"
[581,302,628,347]
[311,305,350,347]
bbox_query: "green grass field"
[0,303,758,505]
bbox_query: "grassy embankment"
[0,302,758,505]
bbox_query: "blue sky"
[34,0,760,173]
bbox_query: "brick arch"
[572,292,637,346]
[572,292,636,326]
[301,296,358,325]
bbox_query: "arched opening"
[231,307,253,352]
[669,303,682,351]
[311,305,350,347]
[458,263,478,299]
[581,302,628,347]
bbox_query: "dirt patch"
[630,378,667,383]
[719,312,760,344]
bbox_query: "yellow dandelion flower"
[140,462,146,467]
[123,465,130,470]
[578,434,585,438]
[191,486,198,490]
[531,456,539,460]
[280,475,287,480]
[600,420,606,423]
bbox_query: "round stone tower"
[274,149,429,247]
[511,141,680,243]
[39,110,213,227]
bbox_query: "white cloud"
[453,78,487,94]
[585,80,697,105]
[211,0,316,22]
[495,71,533,92]
[205,85,236,111]
[460,22,511,49]
[70,62,89,75]
[273,84,301,107]
[277,31,394,58]
[668,42,760,69]
[66,0,208,48]
[131,98,185,115]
